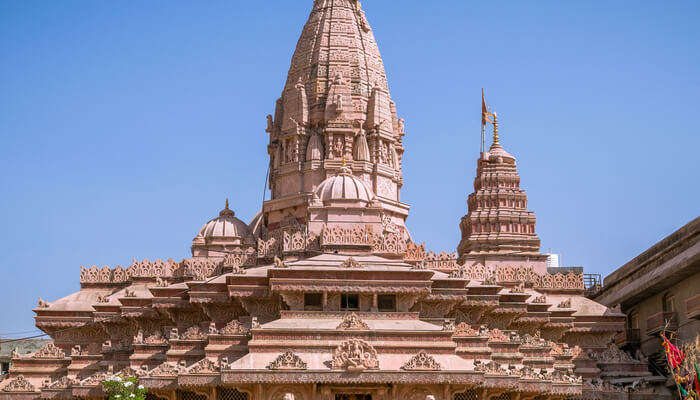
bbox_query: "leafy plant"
[103,375,147,400]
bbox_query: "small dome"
[315,166,375,204]
[197,199,251,239]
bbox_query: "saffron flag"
[662,333,685,370]
[482,89,493,126]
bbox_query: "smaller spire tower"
[458,96,541,260]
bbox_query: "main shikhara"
[0,1,669,400]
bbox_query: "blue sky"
[1,0,698,337]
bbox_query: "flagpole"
[662,326,686,400]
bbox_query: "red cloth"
[661,333,685,370]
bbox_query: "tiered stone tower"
[458,111,544,266]
[262,0,409,239]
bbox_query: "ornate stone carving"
[453,322,479,337]
[223,248,256,269]
[336,313,370,330]
[267,350,308,370]
[401,351,442,371]
[589,342,637,363]
[442,319,455,331]
[274,256,288,268]
[32,342,66,358]
[2,375,35,392]
[532,295,547,304]
[180,325,208,340]
[37,298,50,308]
[148,362,181,377]
[487,328,509,342]
[340,257,363,269]
[558,298,572,308]
[43,376,78,390]
[321,224,374,247]
[183,258,222,281]
[125,288,136,297]
[330,339,379,371]
[474,360,513,375]
[219,320,250,336]
[188,358,220,374]
[404,242,426,263]
[518,366,546,380]
[128,258,180,279]
[81,372,110,386]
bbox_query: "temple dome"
[315,167,375,204]
[197,200,251,240]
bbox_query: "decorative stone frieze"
[267,350,308,370]
[401,351,442,371]
[331,339,379,371]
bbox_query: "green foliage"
[102,375,147,400]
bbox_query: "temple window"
[628,310,639,329]
[662,293,675,313]
[377,294,396,312]
[304,293,323,311]
[216,388,249,400]
[341,293,360,311]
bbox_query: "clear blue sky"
[1,0,698,337]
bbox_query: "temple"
[0,1,671,400]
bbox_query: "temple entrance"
[335,394,372,400]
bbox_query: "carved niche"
[330,339,379,371]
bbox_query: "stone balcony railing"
[614,328,640,347]
[686,294,700,320]
[645,312,678,336]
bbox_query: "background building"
[592,217,699,375]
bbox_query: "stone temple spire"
[458,106,541,258]
[263,0,409,233]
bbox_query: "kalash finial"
[220,198,235,217]
[340,157,352,175]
